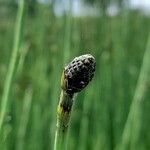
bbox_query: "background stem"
[119,33,150,150]
[0,0,25,132]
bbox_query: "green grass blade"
[119,33,150,150]
[16,87,33,150]
[0,0,25,132]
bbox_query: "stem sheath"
[54,90,74,150]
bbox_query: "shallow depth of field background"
[0,0,150,150]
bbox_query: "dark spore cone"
[64,54,96,94]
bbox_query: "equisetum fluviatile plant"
[54,54,96,150]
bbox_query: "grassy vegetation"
[0,2,150,150]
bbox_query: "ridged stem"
[54,90,74,150]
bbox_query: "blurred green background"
[0,0,150,150]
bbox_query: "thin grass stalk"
[49,61,62,150]
[0,0,25,132]
[63,0,72,64]
[16,44,29,75]
[118,33,150,150]
[16,87,33,150]
[78,90,93,150]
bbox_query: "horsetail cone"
[61,54,96,94]
[54,54,96,150]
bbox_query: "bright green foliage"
[0,2,150,150]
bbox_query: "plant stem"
[16,87,33,150]
[0,0,25,132]
[54,90,74,150]
[119,33,150,150]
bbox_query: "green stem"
[119,33,150,150]
[16,87,33,150]
[54,90,74,150]
[0,0,25,132]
